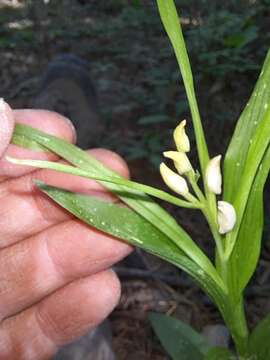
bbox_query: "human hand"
[0,100,132,359]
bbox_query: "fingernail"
[0,98,14,156]
[62,116,77,143]
[0,98,8,120]
[0,98,13,128]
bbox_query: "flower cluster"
[160,120,236,235]
[160,120,194,198]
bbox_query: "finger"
[0,218,131,319]
[0,149,129,248]
[0,271,120,360]
[0,99,14,158]
[0,108,76,179]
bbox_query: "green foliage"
[224,50,270,295]
[148,312,209,360]
[187,10,260,78]
[248,313,270,360]
[204,347,235,360]
[148,313,235,360]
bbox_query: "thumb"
[0,99,14,158]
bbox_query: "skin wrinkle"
[35,301,80,348]
[0,309,56,360]
[0,239,57,321]
[33,309,58,359]
[35,272,121,346]
[0,217,131,322]
[42,229,71,284]
[45,219,131,279]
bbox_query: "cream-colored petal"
[205,155,222,195]
[217,201,236,234]
[163,151,193,175]
[173,120,190,152]
[160,162,189,195]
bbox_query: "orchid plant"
[8,1,270,359]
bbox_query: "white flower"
[173,120,190,153]
[217,201,236,234]
[163,151,193,175]
[205,155,222,195]
[160,162,189,196]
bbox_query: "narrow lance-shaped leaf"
[12,123,225,293]
[224,49,270,202]
[228,146,270,296]
[222,49,270,294]
[248,313,270,360]
[36,182,228,309]
[148,312,209,360]
[224,105,270,258]
[156,0,209,173]
[156,0,216,217]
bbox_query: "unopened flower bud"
[163,151,193,175]
[205,155,222,195]
[217,201,236,234]
[160,162,189,196]
[173,120,190,153]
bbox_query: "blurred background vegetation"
[1,1,270,358]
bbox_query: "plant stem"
[189,176,205,202]
[216,252,250,358]
[201,201,225,262]
[223,297,249,359]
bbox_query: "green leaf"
[228,148,270,295]
[156,0,209,179]
[223,50,270,292]
[12,133,47,152]
[224,49,270,203]
[7,156,200,209]
[204,347,235,360]
[12,124,226,295]
[149,312,209,360]
[225,105,270,258]
[248,313,270,360]
[156,0,216,224]
[36,182,226,303]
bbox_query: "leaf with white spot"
[224,49,270,202]
[223,49,270,296]
[34,181,227,304]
